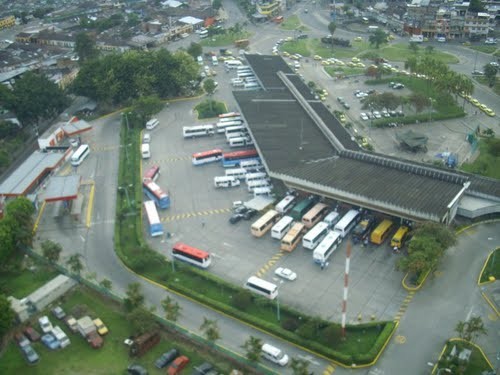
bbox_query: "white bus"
[225,124,247,135]
[71,144,90,166]
[141,143,151,159]
[237,65,250,72]
[247,179,271,192]
[225,168,247,180]
[183,125,215,138]
[216,121,243,133]
[229,136,252,148]
[254,186,272,197]
[244,82,260,90]
[323,211,341,229]
[275,195,296,214]
[245,276,278,300]
[271,215,294,240]
[303,221,329,250]
[313,230,342,265]
[333,209,361,238]
[226,132,248,142]
[218,116,242,123]
[240,159,263,172]
[214,176,240,188]
[237,71,254,79]
[245,172,268,184]
[224,60,243,69]
[146,118,159,130]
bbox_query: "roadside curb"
[477,247,498,286]
[481,291,500,316]
[32,200,47,234]
[402,268,431,291]
[431,337,494,374]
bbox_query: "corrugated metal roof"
[40,175,81,202]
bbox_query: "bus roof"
[173,242,210,258]
[192,149,222,158]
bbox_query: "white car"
[373,111,382,119]
[360,113,369,121]
[355,92,368,98]
[275,267,297,281]
[38,316,53,334]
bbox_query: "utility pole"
[341,240,352,338]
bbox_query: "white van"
[141,143,151,159]
[142,133,151,143]
[224,60,243,69]
[254,186,272,197]
[146,118,159,130]
[52,326,71,348]
[261,343,289,366]
[197,55,203,65]
[323,211,340,229]
[214,176,240,188]
[211,55,218,66]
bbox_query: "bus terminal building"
[233,54,500,224]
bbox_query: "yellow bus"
[251,209,279,237]
[301,203,329,229]
[281,222,305,252]
[390,226,410,249]
[370,219,394,245]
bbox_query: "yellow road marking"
[161,208,231,222]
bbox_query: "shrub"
[296,320,316,340]
[194,100,226,119]
[281,317,300,332]
[232,290,253,310]
[323,324,342,346]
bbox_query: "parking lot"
[142,60,409,323]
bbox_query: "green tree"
[41,239,62,263]
[425,45,434,55]
[203,79,216,96]
[414,222,457,250]
[6,197,35,246]
[483,63,498,87]
[186,42,203,59]
[124,282,145,312]
[369,29,388,49]
[328,21,337,36]
[212,0,222,10]
[241,336,262,362]
[469,0,485,12]
[408,42,419,54]
[290,357,311,375]
[199,317,220,343]
[10,72,69,126]
[161,296,182,322]
[409,93,431,113]
[126,13,140,27]
[398,250,430,274]
[0,219,15,265]
[127,307,158,335]
[66,254,83,276]
[99,278,112,290]
[0,294,15,339]
[74,32,99,63]
[455,317,487,342]
[132,95,164,127]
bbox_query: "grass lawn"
[200,31,251,47]
[372,43,459,63]
[461,139,500,179]
[280,15,307,31]
[325,66,365,76]
[474,76,500,96]
[479,248,500,283]
[0,287,235,375]
[0,261,59,299]
[468,45,498,54]
[438,340,493,375]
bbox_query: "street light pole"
[276,293,280,321]
[429,97,433,123]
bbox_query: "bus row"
[192,148,262,168]
[142,166,170,209]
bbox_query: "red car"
[167,355,189,375]
[23,326,41,342]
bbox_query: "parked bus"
[216,121,243,134]
[247,179,271,192]
[323,211,340,229]
[218,116,242,123]
[236,66,250,72]
[214,176,240,188]
[390,225,410,249]
[224,60,243,69]
[71,144,90,166]
[271,215,294,240]
[172,242,212,268]
[143,165,160,182]
[229,136,253,148]
[302,203,329,229]
[245,276,278,300]
[303,221,329,250]
[225,125,247,137]
[239,159,263,172]
[313,231,342,265]
[370,219,394,245]
[222,149,259,168]
[219,112,240,118]
[245,172,268,184]
[192,149,223,166]
[290,196,317,221]
[237,71,254,79]
[226,131,248,142]
[251,209,279,237]
[225,168,247,180]
[254,187,272,197]
[183,125,215,138]
[333,209,360,238]
[275,195,296,214]
[143,180,170,209]
[199,29,208,39]
[244,82,260,90]
[281,222,305,252]
[144,200,164,237]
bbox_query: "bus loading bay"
[144,90,408,324]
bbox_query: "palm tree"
[241,336,262,362]
[200,317,220,344]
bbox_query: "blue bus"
[144,200,164,237]
[143,180,170,209]
[222,149,260,168]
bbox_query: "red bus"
[172,242,212,268]
[222,149,259,167]
[218,112,240,119]
[143,180,170,209]
[192,149,223,166]
[143,165,160,182]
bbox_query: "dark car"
[234,205,248,214]
[192,362,214,375]
[297,34,308,39]
[155,348,179,369]
[393,83,405,89]
[15,332,30,348]
[127,364,148,375]
[23,326,41,342]
[229,213,244,224]
[342,102,350,110]
[243,209,257,220]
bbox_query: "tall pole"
[276,293,280,321]
[341,240,352,338]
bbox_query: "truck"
[409,34,423,43]
[129,331,160,357]
[52,326,71,348]
[234,39,250,48]
[77,316,96,337]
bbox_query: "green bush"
[281,317,300,332]
[232,290,253,310]
[195,100,226,119]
